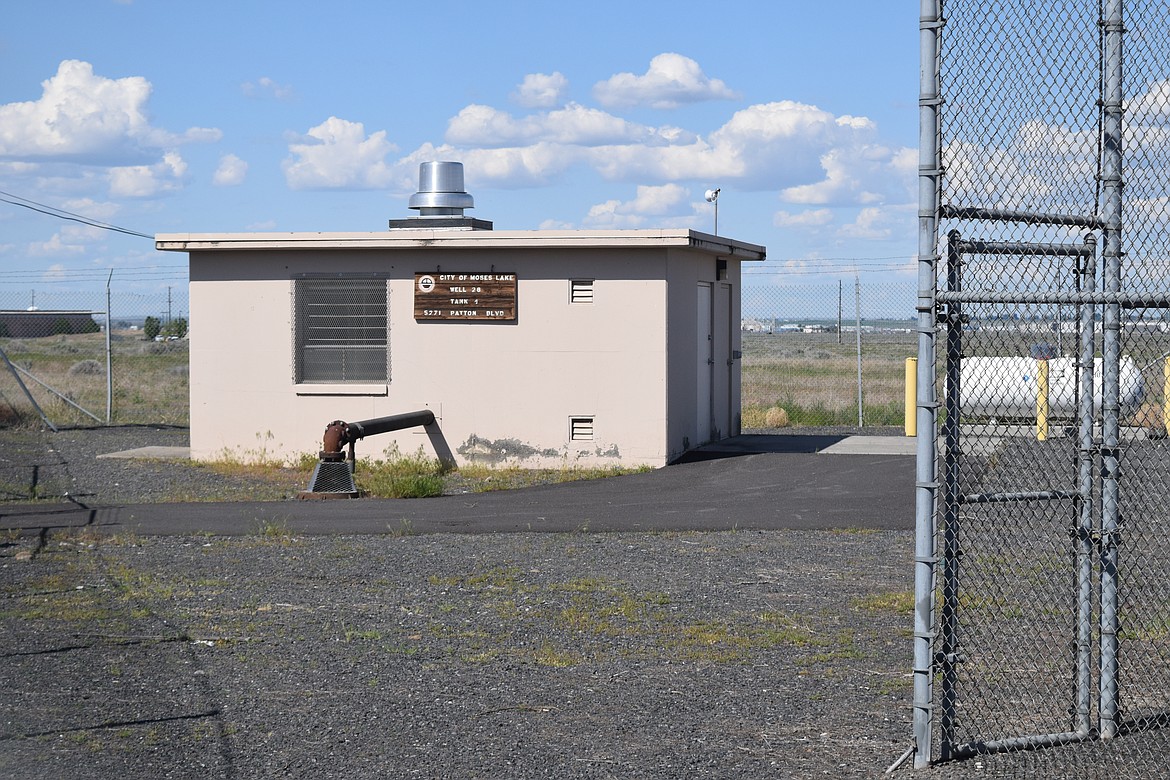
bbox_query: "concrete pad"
[817,436,917,455]
[96,446,191,460]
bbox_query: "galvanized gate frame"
[912,0,1148,767]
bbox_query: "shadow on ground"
[673,433,850,462]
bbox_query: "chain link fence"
[4,275,917,433]
[0,284,189,428]
[741,280,914,430]
[913,0,1170,773]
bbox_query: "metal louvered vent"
[570,279,594,304]
[293,277,389,383]
[569,416,595,441]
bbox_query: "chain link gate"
[913,0,1170,770]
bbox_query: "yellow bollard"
[904,357,917,437]
[1036,358,1049,441]
[1163,357,1170,437]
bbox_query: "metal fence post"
[105,270,113,424]
[837,279,843,344]
[855,276,863,427]
[937,231,964,761]
[1074,233,1097,737]
[1098,0,1124,741]
[912,0,943,766]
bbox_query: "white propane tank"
[957,356,1144,418]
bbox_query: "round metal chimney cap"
[408,161,474,212]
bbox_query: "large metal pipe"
[303,409,439,499]
[344,410,436,443]
[319,409,437,459]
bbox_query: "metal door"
[696,282,713,445]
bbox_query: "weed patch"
[420,564,845,666]
[356,451,449,498]
[851,590,914,614]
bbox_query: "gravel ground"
[0,426,304,505]
[2,525,918,779]
[2,425,1163,778]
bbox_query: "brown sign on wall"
[414,272,517,321]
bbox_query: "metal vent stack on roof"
[391,161,492,231]
[408,161,474,216]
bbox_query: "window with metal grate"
[293,277,389,383]
[570,279,594,304]
[569,416,595,441]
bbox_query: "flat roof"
[155,228,766,261]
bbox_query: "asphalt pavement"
[0,434,916,537]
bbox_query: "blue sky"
[0,0,919,303]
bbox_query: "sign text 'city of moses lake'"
[414,273,517,321]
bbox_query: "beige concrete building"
[158,228,764,468]
[157,165,764,468]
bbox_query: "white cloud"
[1131,196,1170,223]
[512,72,568,109]
[61,197,120,221]
[213,154,248,186]
[781,146,886,205]
[0,60,220,163]
[29,228,95,257]
[457,144,580,188]
[0,161,39,176]
[593,53,739,109]
[626,183,690,215]
[242,76,295,101]
[837,203,917,242]
[578,101,901,200]
[584,199,639,228]
[403,96,910,215]
[108,151,188,197]
[583,183,692,228]
[837,206,894,239]
[31,237,84,256]
[774,208,834,228]
[446,103,671,148]
[942,124,1096,214]
[282,117,398,190]
[1128,79,1170,124]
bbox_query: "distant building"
[0,310,99,338]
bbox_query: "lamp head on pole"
[704,188,721,235]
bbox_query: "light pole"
[704,188,721,235]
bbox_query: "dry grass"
[741,331,914,427]
[0,330,188,426]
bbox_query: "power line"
[757,254,914,263]
[0,189,154,240]
[744,265,915,276]
[742,255,918,274]
[0,266,186,278]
